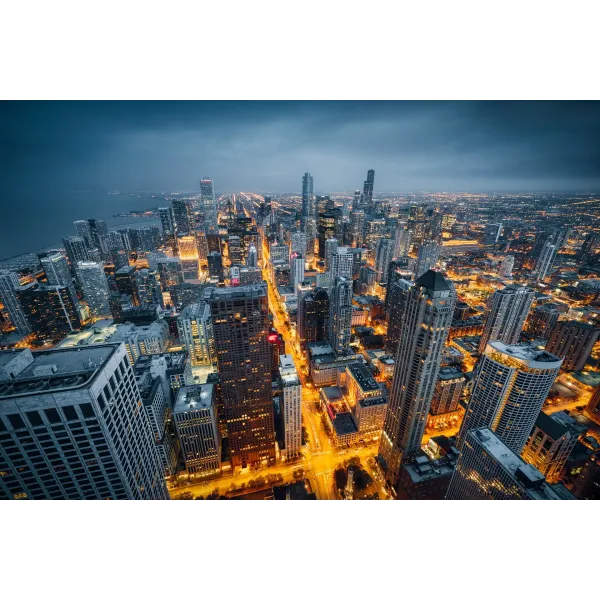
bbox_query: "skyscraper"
[349,210,365,247]
[545,320,600,371]
[177,301,215,366]
[375,237,394,282]
[446,428,564,500]
[362,169,375,212]
[207,251,224,281]
[328,276,353,355]
[521,411,586,483]
[577,232,599,265]
[324,238,339,271]
[200,178,217,226]
[158,207,175,239]
[39,252,76,299]
[73,219,93,248]
[16,284,81,341]
[0,344,169,500]
[535,242,556,281]
[207,284,275,468]
[296,281,313,347]
[278,355,302,460]
[290,252,304,291]
[393,227,411,259]
[414,241,441,279]
[379,270,455,487]
[76,261,111,318]
[62,236,89,266]
[172,199,195,235]
[0,270,31,334]
[478,284,534,354]
[526,303,560,339]
[173,384,221,475]
[330,246,353,283]
[385,278,413,356]
[302,171,313,221]
[456,341,562,454]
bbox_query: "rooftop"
[174,384,215,413]
[347,362,380,392]
[468,428,562,500]
[415,269,450,292]
[332,412,358,436]
[487,341,563,369]
[0,344,120,399]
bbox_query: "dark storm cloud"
[0,101,599,257]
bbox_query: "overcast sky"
[2,101,600,194]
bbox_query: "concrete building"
[430,367,466,416]
[446,428,565,500]
[457,342,562,454]
[526,303,560,339]
[0,270,32,334]
[106,321,169,365]
[177,301,215,366]
[546,320,600,371]
[279,355,302,460]
[328,276,353,355]
[478,285,534,354]
[76,261,111,318]
[207,284,275,468]
[522,411,586,483]
[379,270,456,488]
[173,384,221,475]
[0,344,169,500]
[414,241,440,279]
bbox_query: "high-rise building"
[200,178,217,226]
[393,227,411,259]
[521,411,586,483]
[207,251,224,281]
[135,269,162,306]
[375,237,394,283]
[73,219,93,248]
[246,244,258,268]
[115,265,140,307]
[278,355,302,460]
[446,428,564,500]
[76,261,111,318]
[362,169,375,212]
[290,252,304,291]
[577,232,599,265]
[318,210,342,259]
[16,284,81,341]
[457,341,562,454]
[526,303,560,339]
[478,284,534,354]
[296,281,313,347]
[62,236,90,266]
[39,252,76,298]
[535,242,556,281]
[324,238,339,272]
[305,288,329,345]
[158,206,175,239]
[545,320,600,371]
[0,344,169,500]
[156,257,183,289]
[385,278,413,356]
[349,210,365,247]
[173,384,221,475]
[352,190,362,211]
[228,235,242,265]
[172,199,195,235]
[430,367,466,415]
[379,270,455,487]
[290,231,307,260]
[330,246,353,283]
[207,284,275,468]
[0,270,31,334]
[302,172,313,221]
[328,276,353,355]
[414,241,440,279]
[499,255,514,278]
[177,301,215,366]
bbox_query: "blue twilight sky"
[1,101,599,257]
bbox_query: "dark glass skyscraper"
[362,169,375,212]
[302,171,313,220]
[207,284,276,468]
